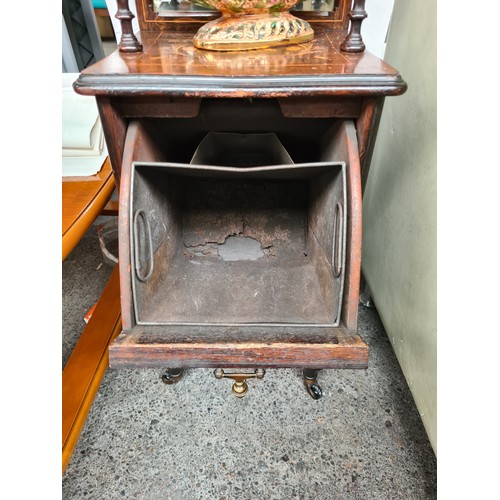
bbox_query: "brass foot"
[214,368,265,398]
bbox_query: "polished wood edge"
[62,166,112,183]
[62,343,114,473]
[74,74,408,98]
[341,120,362,330]
[62,165,115,261]
[101,199,120,216]
[117,121,137,331]
[358,97,385,189]
[62,266,122,474]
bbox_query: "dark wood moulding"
[75,74,406,98]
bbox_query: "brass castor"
[161,368,185,385]
[303,369,323,400]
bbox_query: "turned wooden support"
[340,0,367,53]
[116,0,143,53]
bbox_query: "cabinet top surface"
[75,26,406,98]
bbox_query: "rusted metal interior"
[128,101,348,330]
[131,159,346,327]
[112,103,366,370]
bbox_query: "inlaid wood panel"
[75,26,406,98]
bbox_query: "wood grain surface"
[74,25,406,98]
[62,266,122,473]
[109,324,368,369]
[62,158,115,261]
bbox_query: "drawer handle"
[133,209,154,282]
[333,202,343,278]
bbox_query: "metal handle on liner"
[333,202,343,278]
[133,209,154,282]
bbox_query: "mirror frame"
[135,0,352,31]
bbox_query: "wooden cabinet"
[74,0,406,395]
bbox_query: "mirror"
[153,0,339,16]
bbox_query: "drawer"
[111,115,365,369]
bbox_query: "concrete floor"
[62,217,437,499]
